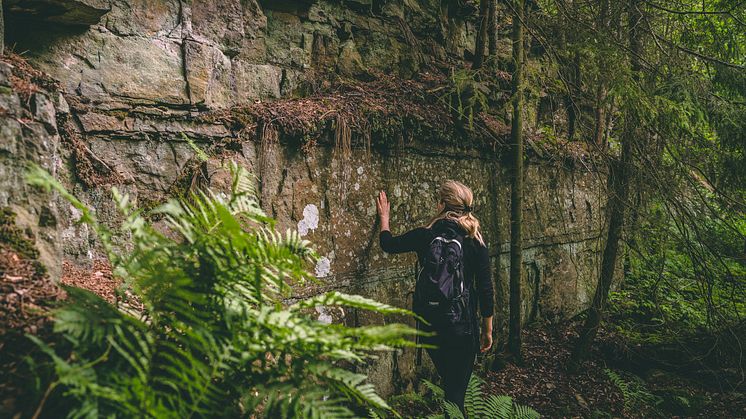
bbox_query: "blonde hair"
[427,180,485,246]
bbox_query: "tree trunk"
[568,137,632,370]
[570,52,580,140]
[559,1,579,141]
[472,0,490,69]
[508,0,524,364]
[593,84,607,147]
[487,161,507,371]
[0,0,4,55]
[593,0,610,147]
[488,0,498,56]
[569,0,641,371]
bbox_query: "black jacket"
[379,219,495,320]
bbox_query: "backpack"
[413,222,473,337]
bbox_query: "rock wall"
[0,57,68,280]
[1,0,611,395]
[6,0,485,109]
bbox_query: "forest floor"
[61,259,117,303]
[478,321,745,419]
[57,261,744,418]
[481,323,625,418]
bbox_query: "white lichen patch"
[316,307,333,324]
[353,182,360,191]
[393,184,402,197]
[366,203,376,216]
[70,204,83,222]
[357,166,364,175]
[314,255,331,278]
[297,204,319,236]
[420,182,430,194]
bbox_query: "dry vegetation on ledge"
[211,72,507,153]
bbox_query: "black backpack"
[413,222,473,337]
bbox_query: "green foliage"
[421,379,445,401]
[604,369,663,417]
[25,162,421,418]
[423,375,540,419]
[609,197,745,348]
[438,68,490,130]
[182,132,210,162]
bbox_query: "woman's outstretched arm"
[376,190,427,254]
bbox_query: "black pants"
[426,336,477,415]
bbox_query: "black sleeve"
[379,228,429,254]
[474,243,495,318]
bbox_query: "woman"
[376,180,494,414]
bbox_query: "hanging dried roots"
[334,115,352,160]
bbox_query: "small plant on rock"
[439,68,490,130]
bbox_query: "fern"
[604,369,662,416]
[25,162,421,418]
[463,374,485,416]
[421,379,445,400]
[424,375,540,419]
[486,395,514,418]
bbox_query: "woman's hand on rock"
[376,191,390,231]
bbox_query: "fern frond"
[484,394,513,418]
[512,404,541,419]
[443,401,465,419]
[292,291,418,317]
[310,364,391,410]
[604,368,661,414]
[368,408,386,419]
[421,375,541,419]
[464,374,485,417]
[421,379,445,400]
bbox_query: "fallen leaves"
[481,321,746,418]
[482,322,626,418]
[61,259,118,304]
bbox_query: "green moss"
[0,207,47,277]
[104,109,132,120]
[0,207,40,261]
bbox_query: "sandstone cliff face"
[1,0,610,394]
